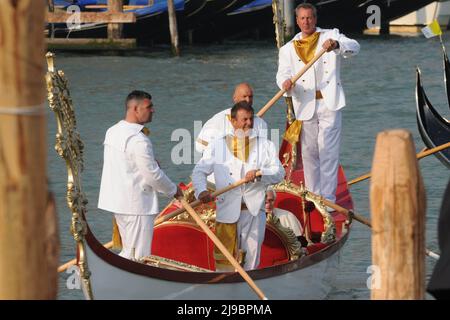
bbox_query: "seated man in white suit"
[276,3,359,204]
[98,90,182,260]
[265,187,303,238]
[192,101,285,271]
[195,82,268,154]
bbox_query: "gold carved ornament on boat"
[273,180,336,245]
[45,52,94,299]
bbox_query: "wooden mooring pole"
[370,130,425,300]
[167,0,180,56]
[0,0,58,299]
[108,0,124,40]
[283,0,295,40]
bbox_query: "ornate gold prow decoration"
[273,180,336,245]
[45,52,93,299]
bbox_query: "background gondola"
[415,67,450,168]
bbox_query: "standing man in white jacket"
[98,90,182,260]
[192,101,285,271]
[276,3,359,204]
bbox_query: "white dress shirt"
[98,120,177,216]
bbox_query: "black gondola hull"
[415,68,450,168]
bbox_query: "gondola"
[442,46,450,112]
[415,67,450,168]
[203,0,436,41]
[46,52,354,300]
[48,1,252,45]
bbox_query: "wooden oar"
[58,199,178,273]
[348,141,450,186]
[315,193,372,228]
[154,171,262,226]
[57,241,113,273]
[58,173,263,272]
[257,48,327,117]
[179,198,268,300]
[306,190,440,260]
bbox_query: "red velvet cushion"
[152,223,290,271]
[152,223,215,270]
[259,227,290,268]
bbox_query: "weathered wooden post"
[370,130,426,299]
[108,0,123,40]
[283,0,295,40]
[0,0,58,299]
[167,0,180,56]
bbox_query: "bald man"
[195,83,268,154]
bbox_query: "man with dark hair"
[276,3,359,205]
[98,90,182,260]
[195,83,268,154]
[192,101,284,271]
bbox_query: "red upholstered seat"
[259,227,290,268]
[152,223,216,270]
[152,222,290,271]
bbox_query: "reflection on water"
[49,35,450,300]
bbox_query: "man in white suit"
[192,101,285,271]
[98,90,182,260]
[195,83,268,154]
[265,188,303,239]
[276,3,359,204]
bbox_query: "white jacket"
[276,28,360,120]
[98,120,177,215]
[195,108,268,154]
[192,135,285,223]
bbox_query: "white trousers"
[301,99,341,203]
[237,210,266,270]
[114,214,155,260]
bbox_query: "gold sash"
[225,135,252,162]
[293,32,320,64]
[283,119,302,145]
[214,222,239,271]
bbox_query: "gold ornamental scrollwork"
[45,52,93,300]
[266,213,302,260]
[273,180,336,245]
[167,183,217,229]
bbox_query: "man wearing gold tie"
[276,3,360,204]
[192,101,285,271]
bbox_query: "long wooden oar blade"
[57,241,113,273]
[155,171,262,226]
[180,199,268,300]
[348,141,450,186]
[257,48,327,117]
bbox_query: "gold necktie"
[293,32,320,64]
